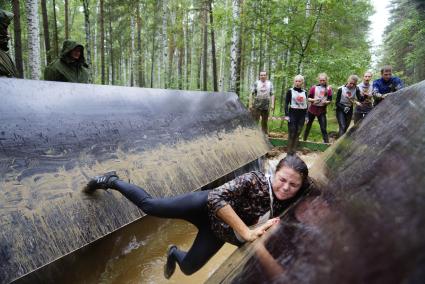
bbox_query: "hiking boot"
[164,245,178,279]
[84,171,119,193]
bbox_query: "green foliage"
[380,0,425,84]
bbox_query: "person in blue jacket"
[372,65,404,106]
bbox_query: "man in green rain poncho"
[44,40,90,83]
[0,9,18,78]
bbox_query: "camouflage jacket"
[0,49,18,77]
[207,171,294,246]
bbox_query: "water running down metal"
[0,78,270,283]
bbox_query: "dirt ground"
[265,145,321,171]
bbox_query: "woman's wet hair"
[276,154,309,182]
[275,154,314,203]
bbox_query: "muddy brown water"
[89,216,237,284]
[21,152,318,284]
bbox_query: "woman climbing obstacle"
[84,154,314,279]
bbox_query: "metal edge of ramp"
[0,78,271,284]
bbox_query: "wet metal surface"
[208,80,425,283]
[0,78,270,283]
[12,158,263,284]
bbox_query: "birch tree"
[130,15,135,86]
[209,0,218,91]
[230,0,242,95]
[25,0,41,80]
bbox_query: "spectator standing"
[303,73,332,143]
[372,65,404,106]
[249,71,275,134]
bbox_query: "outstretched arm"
[217,204,279,242]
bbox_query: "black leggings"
[303,112,329,143]
[336,109,353,137]
[288,109,306,153]
[111,180,224,275]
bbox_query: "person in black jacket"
[284,75,308,154]
[335,75,362,138]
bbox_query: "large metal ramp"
[0,78,270,283]
[207,80,425,284]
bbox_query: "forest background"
[1,0,425,140]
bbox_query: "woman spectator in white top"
[284,75,308,154]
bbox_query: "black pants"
[251,108,269,134]
[288,109,306,153]
[303,112,329,143]
[336,109,353,138]
[112,180,224,275]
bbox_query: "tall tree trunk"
[12,0,24,78]
[167,10,175,89]
[177,7,184,90]
[52,0,59,57]
[196,37,202,90]
[162,0,168,88]
[40,0,51,64]
[218,0,229,91]
[259,20,264,71]
[93,0,98,81]
[130,16,135,86]
[230,0,242,95]
[100,0,105,84]
[202,4,208,91]
[25,0,41,80]
[137,2,145,87]
[209,0,218,91]
[64,0,69,39]
[108,1,114,85]
[185,11,192,89]
[82,0,92,69]
[150,3,158,88]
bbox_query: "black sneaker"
[83,171,119,193]
[164,245,178,279]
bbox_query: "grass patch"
[267,102,339,143]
